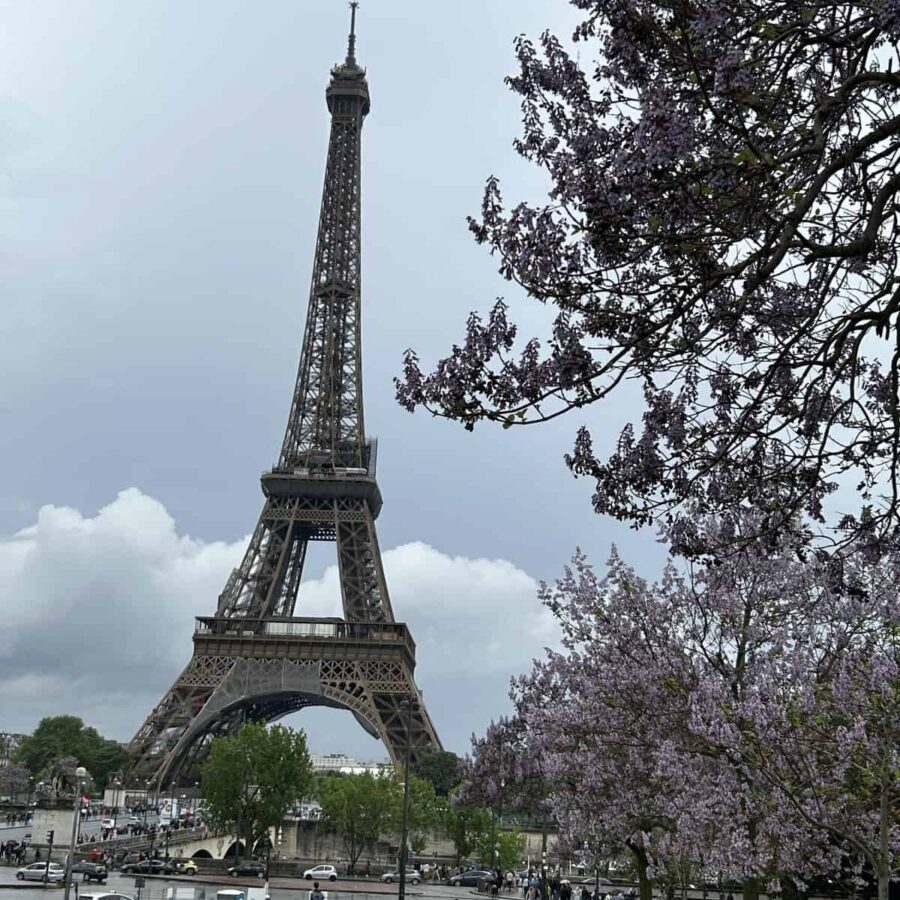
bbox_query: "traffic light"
[46,830,54,845]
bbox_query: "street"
[0,865,484,900]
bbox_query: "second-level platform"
[193,616,414,668]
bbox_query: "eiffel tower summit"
[127,4,441,788]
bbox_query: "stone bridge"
[166,833,244,860]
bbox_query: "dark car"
[448,871,495,887]
[71,862,109,883]
[122,860,174,876]
[228,862,266,878]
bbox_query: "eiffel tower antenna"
[347,1,359,66]
[126,9,441,789]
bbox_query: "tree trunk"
[347,837,360,876]
[633,847,653,900]
[877,784,890,900]
[744,876,759,900]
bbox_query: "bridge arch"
[223,841,248,860]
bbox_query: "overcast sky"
[0,0,664,760]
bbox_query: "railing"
[194,617,415,657]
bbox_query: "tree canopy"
[476,519,899,900]
[317,773,396,873]
[442,803,492,868]
[14,716,127,790]
[201,722,311,856]
[410,750,464,797]
[397,0,900,549]
[316,771,441,871]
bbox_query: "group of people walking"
[0,840,29,865]
[3,812,29,827]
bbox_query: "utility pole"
[398,693,417,900]
[63,766,88,900]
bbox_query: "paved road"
[0,867,476,900]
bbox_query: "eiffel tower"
[127,5,441,788]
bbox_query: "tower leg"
[337,499,394,622]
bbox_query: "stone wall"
[32,806,77,850]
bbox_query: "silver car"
[16,862,65,882]
[81,893,136,900]
[382,871,421,885]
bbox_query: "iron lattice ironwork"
[127,8,441,787]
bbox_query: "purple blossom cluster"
[396,0,900,550]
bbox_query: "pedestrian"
[310,881,325,900]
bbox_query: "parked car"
[171,859,198,875]
[71,861,109,883]
[228,862,267,878]
[121,860,175,876]
[81,893,136,900]
[381,871,421,885]
[303,865,338,882]
[448,870,495,887]
[16,862,65,882]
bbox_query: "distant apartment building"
[0,733,25,768]
[310,753,392,776]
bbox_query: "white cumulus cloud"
[0,488,556,755]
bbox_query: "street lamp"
[398,693,418,900]
[143,779,152,826]
[112,777,122,833]
[63,765,88,900]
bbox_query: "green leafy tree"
[201,722,311,859]
[477,826,526,871]
[317,773,395,874]
[443,803,492,868]
[411,751,464,797]
[494,829,526,872]
[389,773,440,855]
[14,716,127,790]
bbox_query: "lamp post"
[63,765,88,900]
[112,777,122,833]
[398,692,418,900]
[36,782,48,871]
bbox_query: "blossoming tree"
[398,0,900,548]
[478,521,899,900]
